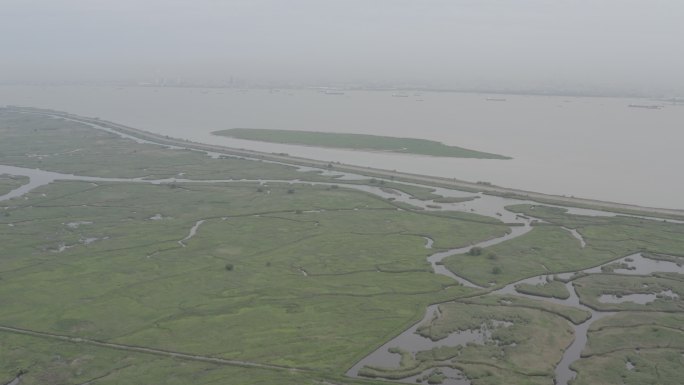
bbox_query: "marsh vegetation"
[1,110,683,385]
[213,128,511,159]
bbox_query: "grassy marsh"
[2,110,684,385]
[0,110,517,383]
[573,312,684,384]
[515,280,570,300]
[0,175,28,196]
[574,275,684,312]
[213,128,511,159]
[444,205,684,287]
[361,302,573,384]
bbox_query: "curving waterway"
[1,167,678,385]
[2,114,683,385]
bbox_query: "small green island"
[213,128,511,159]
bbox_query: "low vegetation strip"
[0,174,28,197]
[515,280,571,300]
[571,348,684,385]
[0,325,300,372]
[456,294,591,325]
[213,128,511,159]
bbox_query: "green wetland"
[1,108,684,385]
[213,128,510,159]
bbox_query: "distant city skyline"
[1,1,683,96]
[2,77,677,99]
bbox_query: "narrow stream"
[562,227,586,248]
[552,310,614,385]
[2,373,22,385]
[426,225,532,288]
[345,304,472,385]
[178,220,206,247]
[355,250,684,385]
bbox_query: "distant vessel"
[392,93,409,97]
[628,104,662,109]
[324,90,345,95]
[486,98,507,102]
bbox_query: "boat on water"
[628,104,662,109]
[486,97,507,102]
[324,90,345,95]
[392,93,409,97]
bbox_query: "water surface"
[2,85,683,209]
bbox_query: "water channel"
[2,114,683,385]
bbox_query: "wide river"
[1,85,682,209]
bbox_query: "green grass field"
[0,180,505,374]
[570,312,684,385]
[443,225,614,287]
[515,280,570,300]
[0,113,327,181]
[213,128,511,159]
[571,349,684,385]
[0,175,28,196]
[0,332,345,385]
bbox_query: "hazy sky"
[1,0,682,92]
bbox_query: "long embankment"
[6,106,684,220]
[0,324,304,373]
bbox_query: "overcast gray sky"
[1,0,682,93]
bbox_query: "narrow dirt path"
[0,325,305,373]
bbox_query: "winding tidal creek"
[2,113,683,385]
